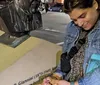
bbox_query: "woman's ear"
[93,0,98,9]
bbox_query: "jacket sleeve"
[54,22,79,78]
[62,21,79,53]
[54,24,69,78]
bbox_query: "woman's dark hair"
[64,0,100,13]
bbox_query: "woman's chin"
[83,26,92,31]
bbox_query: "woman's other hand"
[41,77,70,85]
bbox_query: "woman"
[41,0,100,85]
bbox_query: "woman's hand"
[41,77,70,85]
[57,80,70,85]
[40,77,58,85]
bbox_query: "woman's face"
[68,7,99,30]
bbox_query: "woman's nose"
[75,19,83,27]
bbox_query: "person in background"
[41,0,100,85]
[45,2,49,13]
